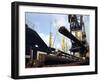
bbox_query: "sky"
[25,12,89,53]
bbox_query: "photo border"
[11,1,98,79]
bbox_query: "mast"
[61,35,65,52]
[49,21,52,48]
[49,32,52,47]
